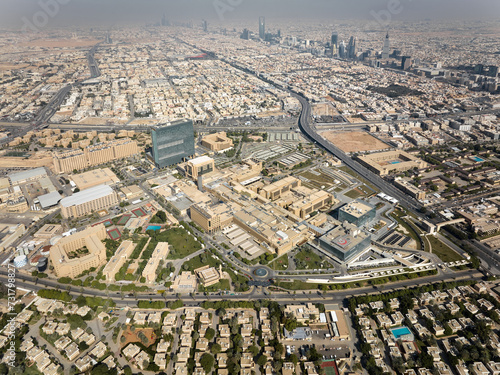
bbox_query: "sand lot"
[22,39,101,48]
[322,131,390,153]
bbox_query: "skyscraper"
[339,41,346,59]
[347,36,357,59]
[151,119,195,168]
[331,32,338,55]
[202,20,208,32]
[401,56,412,71]
[259,16,266,39]
[382,32,390,59]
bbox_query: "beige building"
[53,138,139,174]
[60,184,119,219]
[274,185,336,219]
[357,150,427,176]
[260,176,301,200]
[102,241,136,281]
[201,132,233,152]
[50,224,107,278]
[194,265,222,287]
[120,185,143,200]
[34,224,63,239]
[185,156,215,180]
[71,168,120,190]
[394,177,426,200]
[142,242,169,283]
[171,271,198,293]
[190,202,238,233]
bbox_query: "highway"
[0,268,483,306]
[294,93,422,213]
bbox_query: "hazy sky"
[1,0,499,29]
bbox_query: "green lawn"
[146,227,202,259]
[182,253,220,271]
[271,255,289,271]
[345,189,363,199]
[295,248,332,270]
[427,235,463,262]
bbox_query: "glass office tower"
[151,119,195,168]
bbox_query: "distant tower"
[161,13,166,26]
[401,56,412,71]
[202,19,208,32]
[382,32,390,59]
[259,16,266,39]
[339,40,346,58]
[277,29,281,38]
[347,36,357,59]
[331,32,338,56]
[241,29,249,40]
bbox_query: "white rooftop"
[189,155,213,166]
[60,184,114,207]
[38,191,62,209]
[9,167,47,184]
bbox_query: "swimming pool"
[146,225,162,231]
[390,326,413,339]
[472,156,485,162]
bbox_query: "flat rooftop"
[189,155,214,166]
[340,200,374,218]
[60,184,115,207]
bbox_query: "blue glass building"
[151,119,195,168]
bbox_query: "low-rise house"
[71,327,85,340]
[89,341,107,359]
[177,346,190,363]
[157,339,169,353]
[196,338,209,351]
[76,306,91,317]
[241,324,252,337]
[65,342,80,361]
[448,319,461,333]
[218,353,228,368]
[135,351,150,370]
[219,324,230,338]
[391,312,404,326]
[427,346,442,362]
[148,312,162,325]
[102,355,116,369]
[154,353,167,370]
[472,362,491,375]
[241,352,255,369]
[134,312,148,325]
[435,362,453,375]
[123,343,141,359]
[487,361,500,375]
[375,314,392,328]
[389,346,402,359]
[75,355,93,372]
[42,322,58,335]
[54,336,72,351]
[55,322,70,336]
[217,337,230,352]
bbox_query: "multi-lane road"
[0,268,483,306]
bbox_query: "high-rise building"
[259,16,266,39]
[331,32,338,56]
[241,28,249,40]
[151,119,195,168]
[339,40,346,58]
[347,36,357,59]
[401,56,412,71]
[382,32,390,59]
[202,19,208,32]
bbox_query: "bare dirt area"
[321,131,390,153]
[120,327,157,348]
[22,39,101,48]
[0,63,29,71]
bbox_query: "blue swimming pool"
[147,225,162,231]
[391,326,412,339]
[472,156,485,162]
[389,161,401,164]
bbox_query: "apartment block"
[60,184,119,219]
[53,138,139,173]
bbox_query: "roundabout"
[254,267,269,278]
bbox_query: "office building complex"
[356,150,427,176]
[60,184,119,219]
[259,16,266,39]
[201,132,233,152]
[151,119,195,168]
[382,32,390,59]
[71,168,119,190]
[338,200,376,227]
[260,176,301,200]
[185,156,215,180]
[53,138,139,174]
[319,222,372,263]
[50,224,107,278]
